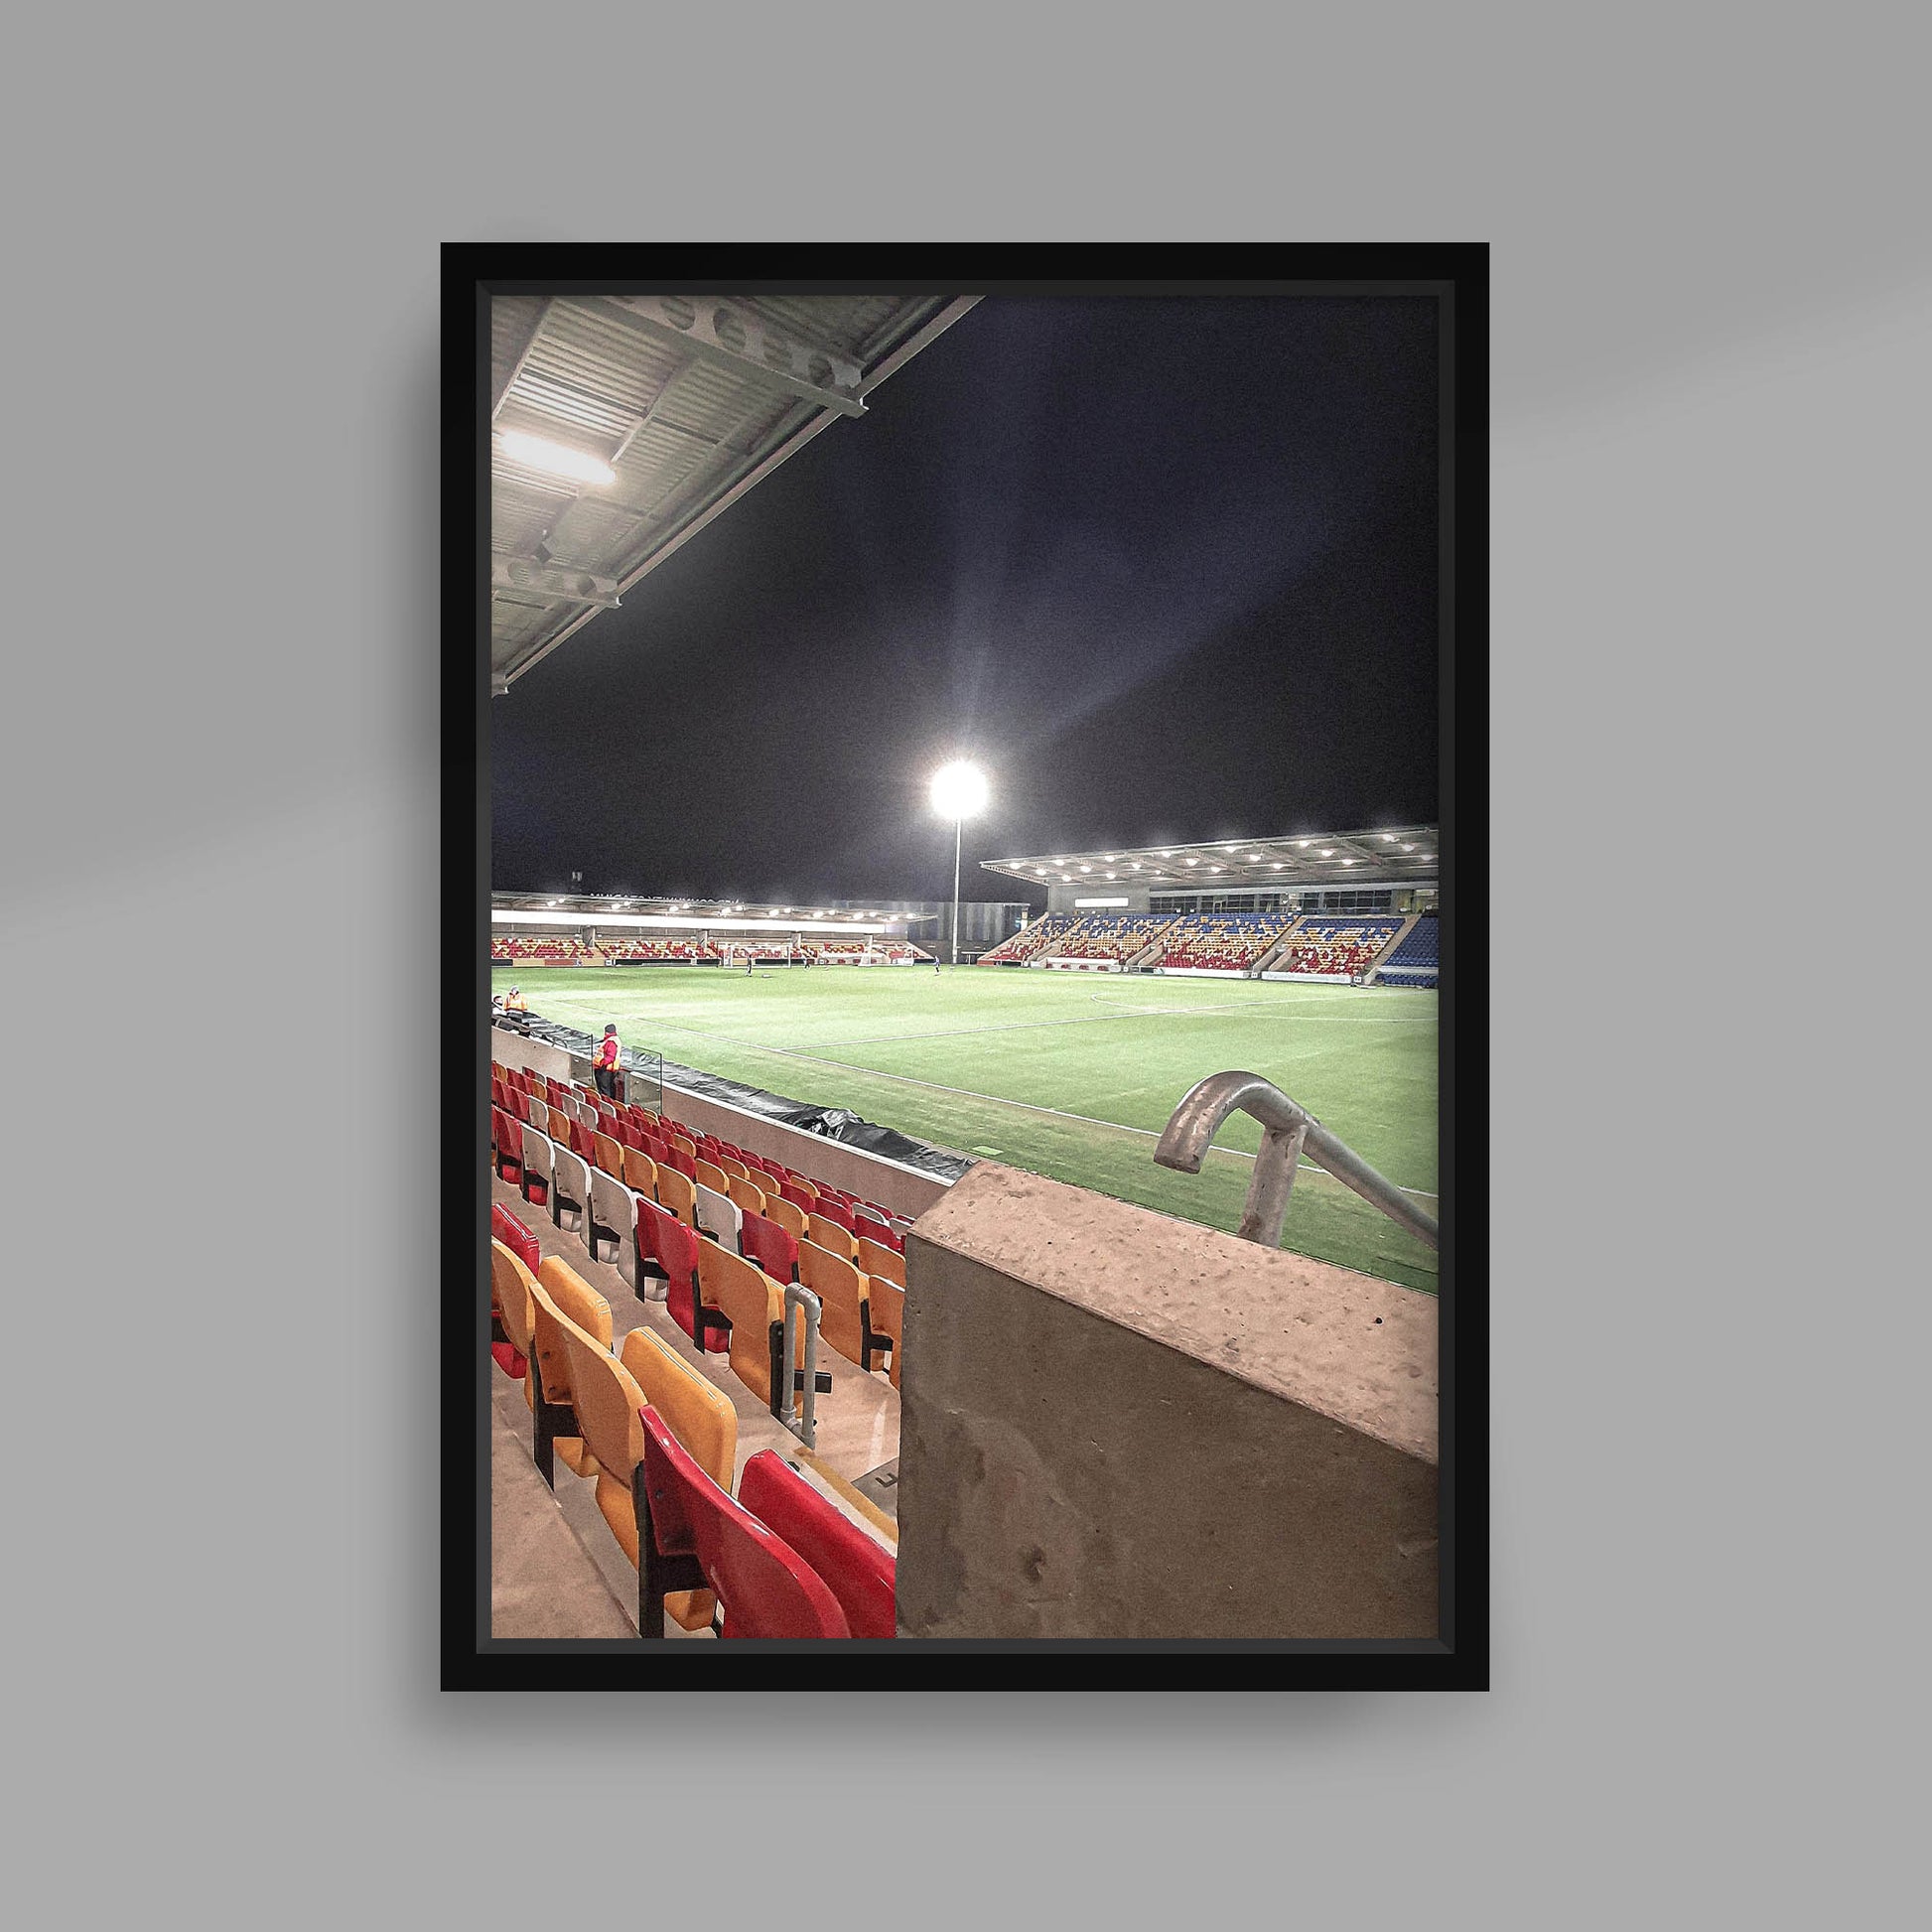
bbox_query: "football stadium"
[481,288,1450,1648]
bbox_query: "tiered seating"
[1375,915,1438,986]
[489,1048,905,1639]
[1160,911,1294,972]
[1272,917,1402,978]
[603,937,719,962]
[1043,913,1177,962]
[978,913,1075,964]
[491,934,601,965]
[799,941,933,964]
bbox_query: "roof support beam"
[595,296,868,418]
[490,554,621,609]
[491,298,552,420]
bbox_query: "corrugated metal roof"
[488,293,980,689]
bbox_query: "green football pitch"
[492,965,1439,1294]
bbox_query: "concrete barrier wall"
[490,1027,574,1083]
[895,1164,1438,1639]
[489,1026,952,1222]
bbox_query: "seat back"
[740,1210,798,1285]
[695,1157,730,1196]
[726,1173,767,1218]
[813,1196,857,1234]
[618,1330,735,1629]
[530,1256,612,1402]
[549,1143,592,1222]
[717,1155,749,1181]
[491,1201,541,1275]
[593,1130,626,1180]
[798,1238,868,1367]
[854,1211,901,1253]
[556,1321,652,1580]
[589,1167,638,1267]
[662,1146,698,1184]
[695,1182,740,1251]
[763,1193,808,1243]
[654,1165,698,1228]
[637,1410,850,1640]
[646,1203,723,1354]
[621,1145,659,1197]
[778,1178,817,1212]
[737,1450,897,1640]
[489,1238,537,1369]
[519,1128,553,1204]
[856,1236,904,1286]
[697,1241,790,1407]
[621,1329,737,1486]
[807,1213,859,1263]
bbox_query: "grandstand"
[1160,911,1292,974]
[1269,916,1404,982]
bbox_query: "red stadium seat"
[740,1209,798,1285]
[736,1450,896,1640]
[634,1409,850,1640]
[644,1201,727,1353]
[492,1109,523,1185]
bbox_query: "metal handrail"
[1153,1070,1439,1252]
[779,1282,824,1449]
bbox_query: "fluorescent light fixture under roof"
[497,429,618,487]
[1185,857,1199,865]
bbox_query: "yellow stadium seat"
[856,1236,904,1287]
[527,1257,612,1484]
[654,1166,698,1231]
[807,1213,858,1263]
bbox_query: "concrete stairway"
[1123,916,1183,972]
[1363,913,1421,984]
[1246,916,1309,978]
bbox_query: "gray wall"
[896,1165,1438,1639]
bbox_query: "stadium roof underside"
[489,292,979,690]
[979,827,1441,893]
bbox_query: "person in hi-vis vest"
[594,1023,622,1100]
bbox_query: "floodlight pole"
[951,816,962,966]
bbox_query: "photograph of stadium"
[457,255,1481,1667]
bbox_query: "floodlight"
[497,429,618,487]
[930,760,988,820]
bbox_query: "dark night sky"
[490,295,1439,911]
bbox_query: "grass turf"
[492,964,1439,1293]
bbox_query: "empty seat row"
[490,1220,896,1637]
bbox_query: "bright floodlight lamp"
[930,759,988,966]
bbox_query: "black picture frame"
[443,243,1488,1690]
